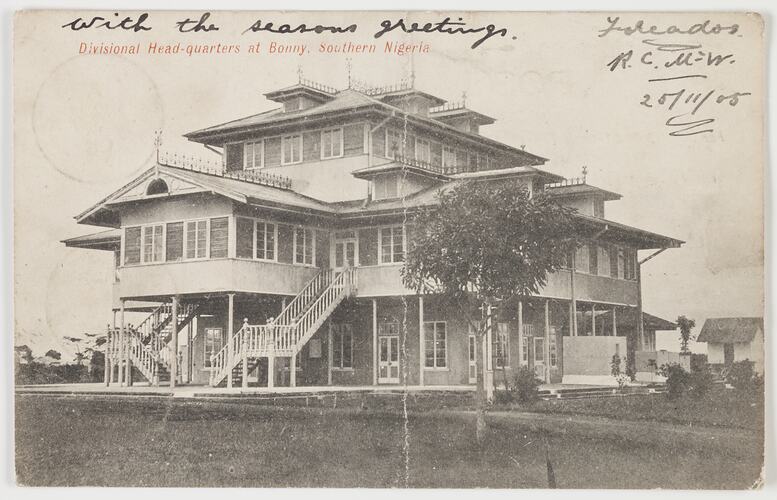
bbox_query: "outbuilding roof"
[697,317,764,343]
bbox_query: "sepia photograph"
[9,6,768,492]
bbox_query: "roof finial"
[410,54,416,89]
[153,130,162,175]
[582,165,588,182]
[346,58,352,89]
[297,65,303,84]
[461,90,467,107]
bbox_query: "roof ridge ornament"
[153,130,162,177]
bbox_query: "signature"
[606,39,735,72]
[598,17,739,38]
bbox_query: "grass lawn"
[512,386,764,431]
[15,394,762,488]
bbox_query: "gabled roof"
[76,163,335,227]
[698,318,763,343]
[573,213,684,250]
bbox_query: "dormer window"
[284,97,301,113]
[281,134,302,165]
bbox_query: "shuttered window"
[294,227,315,265]
[281,134,302,164]
[431,142,442,167]
[303,131,320,162]
[343,124,364,155]
[142,224,164,263]
[255,221,276,261]
[209,217,228,258]
[165,222,184,262]
[225,143,243,172]
[264,137,282,167]
[185,220,208,259]
[236,217,254,259]
[124,227,141,265]
[379,226,404,263]
[372,127,386,158]
[243,141,263,169]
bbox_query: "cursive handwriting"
[243,19,356,35]
[598,17,739,38]
[373,17,509,49]
[62,12,151,32]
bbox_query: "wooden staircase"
[111,302,199,385]
[209,268,356,387]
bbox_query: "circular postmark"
[32,55,164,185]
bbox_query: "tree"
[14,345,33,364]
[44,349,62,360]
[63,336,85,365]
[676,315,696,354]
[401,179,578,443]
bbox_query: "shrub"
[688,363,714,399]
[660,363,690,399]
[513,366,542,403]
[726,360,761,393]
[610,353,621,377]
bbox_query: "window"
[415,138,431,163]
[165,222,184,262]
[332,323,353,369]
[624,248,637,281]
[255,221,277,261]
[243,141,263,169]
[294,227,315,265]
[146,178,168,195]
[597,245,611,277]
[142,224,164,263]
[123,226,141,265]
[224,143,243,172]
[209,217,228,258]
[609,246,619,278]
[522,338,529,364]
[386,129,404,159]
[442,146,457,170]
[379,226,404,264]
[373,174,399,200]
[343,124,365,155]
[493,322,510,368]
[281,134,302,164]
[236,217,254,259]
[321,128,343,159]
[588,242,598,275]
[617,249,625,279]
[549,327,558,367]
[185,220,208,260]
[204,328,224,368]
[264,137,282,167]
[424,321,447,369]
[575,244,590,273]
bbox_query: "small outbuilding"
[698,317,764,374]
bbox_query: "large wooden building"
[64,78,683,390]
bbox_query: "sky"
[13,10,764,361]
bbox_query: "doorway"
[378,335,400,384]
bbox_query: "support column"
[372,299,378,386]
[187,322,193,384]
[612,306,618,337]
[517,301,524,367]
[544,300,551,383]
[268,355,275,388]
[327,322,333,386]
[637,264,644,349]
[290,354,296,387]
[104,323,111,386]
[242,319,248,389]
[226,293,234,389]
[119,300,126,386]
[591,303,596,336]
[418,295,425,386]
[485,305,494,401]
[570,252,578,336]
[170,296,179,388]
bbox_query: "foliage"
[676,315,696,353]
[399,179,578,442]
[610,353,622,377]
[513,366,542,402]
[14,344,33,364]
[726,360,762,393]
[687,362,714,399]
[401,180,578,304]
[44,349,62,360]
[660,363,690,400]
[625,349,636,381]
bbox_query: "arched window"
[146,178,169,195]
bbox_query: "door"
[533,337,546,380]
[378,336,400,384]
[723,343,735,365]
[332,231,357,271]
[468,334,477,384]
